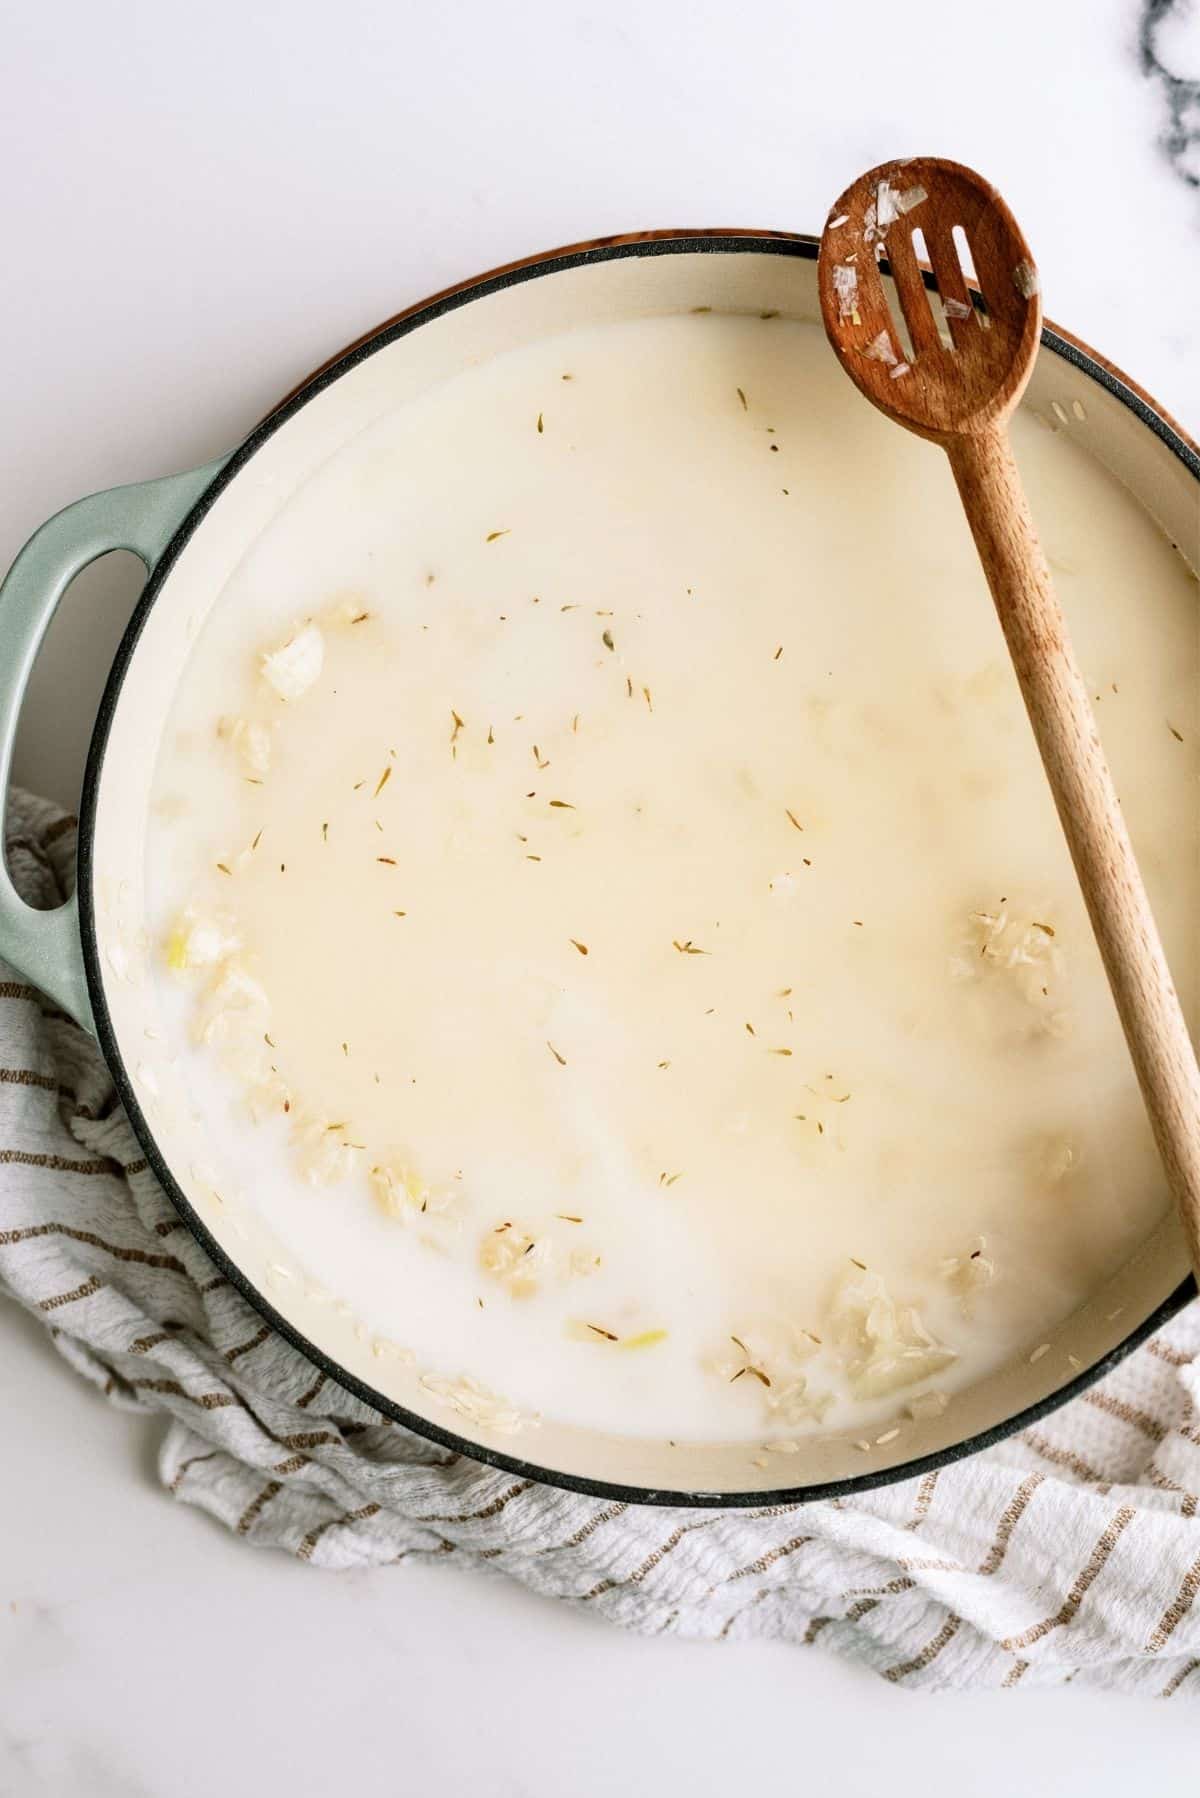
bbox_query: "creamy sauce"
[146,313,1199,1442]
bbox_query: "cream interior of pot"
[88,245,1199,1495]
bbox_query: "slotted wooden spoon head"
[817,157,1043,444]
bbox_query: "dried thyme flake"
[760,309,779,320]
[533,745,549,769]
[1169,723,1184,742]
[537,412,544,433]
[659,1171,683,1187]
[487,725,495,745]
[351,610,370,624]
[736,387,748,410]
[556,1214,583,1224]
[374,766,392,798]
[546,1041,567,1066]
[785,809,803,831]
[601,629,615,652]
[626,676,634,699]
[672,939,708,955]
[571,714,580,733]
[393,910,407,918]
[769,1047,793,1056]
[549,799,575,809]
[215,862,232,876]
[486,530,510,543]
[569,939,589,956]
[657,1059,671,1069]
[745,1021,756,1036]
[586,1324,619,1341]
[250,830,263,852]
[643,686,653,711]
[377,856,397,865]
[322,822,329,842]
[774,645,784,661]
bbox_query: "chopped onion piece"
[830,1264,956,1399]
[261,623,324,701]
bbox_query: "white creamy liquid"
[147,313,1199,1443]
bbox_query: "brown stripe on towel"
[905,1469,940,1530]
[296,1502,382,1562]
[0,1067,58,1092]
[979,1473,1046,1576]
[168,1451,218,1493]
[582,1519,723,1600]
[999,1506,1135,1651]
[1161,1657,1200,1698]
[1146,1554,1200,1654]
[415,1480,534,1526]
[1084,1390,1167,1442]
[884,1614,963,1682]
[224,1325,272,1364]
[0,1221,188,1272]
[38,1273,102,1312]
[0,1148,121,1176]
[1023,1430,1105,1484]
[724,1531,814,1586]
[295,1369,328,1409]
[1148,1339,1193,1368]
[237,1480,283,1535]
[129,1378,242,1411]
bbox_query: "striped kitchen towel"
[3,783,1200,1695]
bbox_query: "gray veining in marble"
[1141,0,1200,188]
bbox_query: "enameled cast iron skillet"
[2,231,1197,1505]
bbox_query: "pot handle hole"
[0,457,231,1030]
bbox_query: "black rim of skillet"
[76,232,1200,1509]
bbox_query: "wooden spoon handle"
[946,423,1200,1285]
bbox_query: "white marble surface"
[2,1,1199,1790]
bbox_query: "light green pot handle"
[0,456,232,1031]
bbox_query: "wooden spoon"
[817,155,1200,1286]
